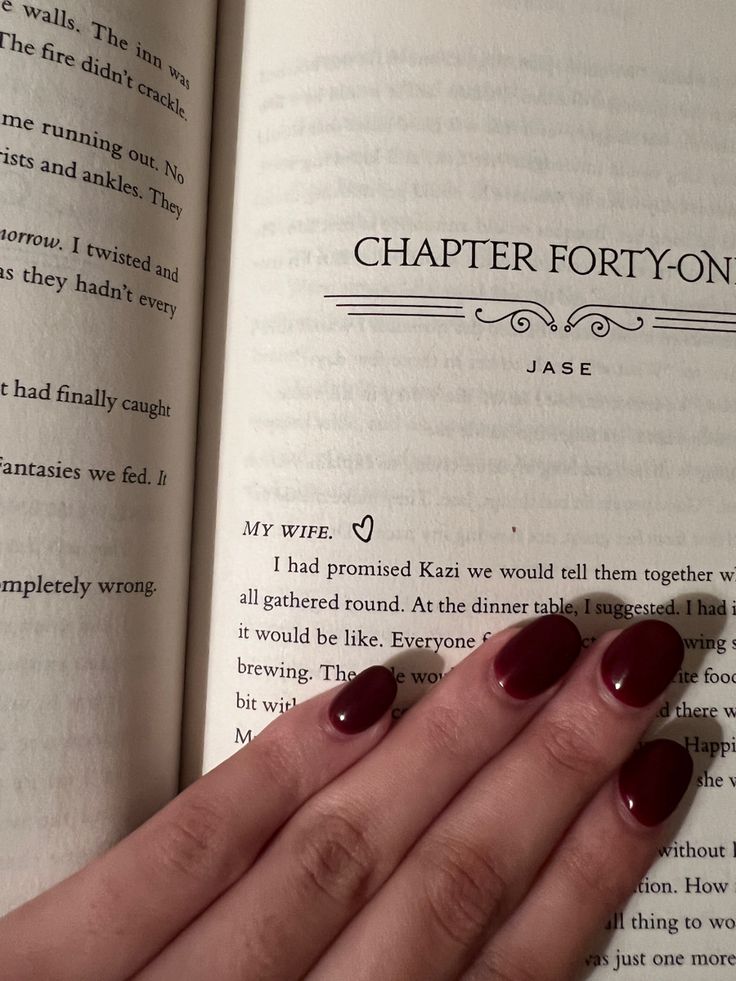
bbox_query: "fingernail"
[619,739,693,826]
[493,614,582,700]
[328,665,398,734]
[601,620,683,707]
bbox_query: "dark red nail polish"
[493,614,581,700]
[328,665,397,734]
[619,740,693,826]
[601,620,684,707]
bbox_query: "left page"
[0,0,216,912]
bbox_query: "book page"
[192,1,736,975]
[0,0,216,911]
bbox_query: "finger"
[135,615,583,981]
[310,620,683,980]
[464,740,694,981]
[0,667,397,981]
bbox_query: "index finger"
[0,668,397,981]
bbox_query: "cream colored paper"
[0,0,216,911]
[194,1,736,976]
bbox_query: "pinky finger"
[464,740,694,981]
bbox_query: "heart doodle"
[352,514,374,543]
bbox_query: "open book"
[3,0,736,975]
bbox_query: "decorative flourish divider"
[325,294,736,337]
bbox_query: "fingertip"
[618,739,694,828]
[491,614,582,700]
[327,665,398,735]
[600,620,685,708]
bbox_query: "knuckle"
[540,710,606,780]
[419,837,507,949]
[253,732,304,801]
[226,925,283,981]
[158,793,229,882]
[558,840,622,906]
[466,952,539,981]
[421,703,466,760]
[293,804,376,907]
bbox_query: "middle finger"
[312,619,683,980]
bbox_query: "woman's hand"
[0,616,692,980]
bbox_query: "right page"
[193,1,736,975]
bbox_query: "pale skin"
[0,617,693,980]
